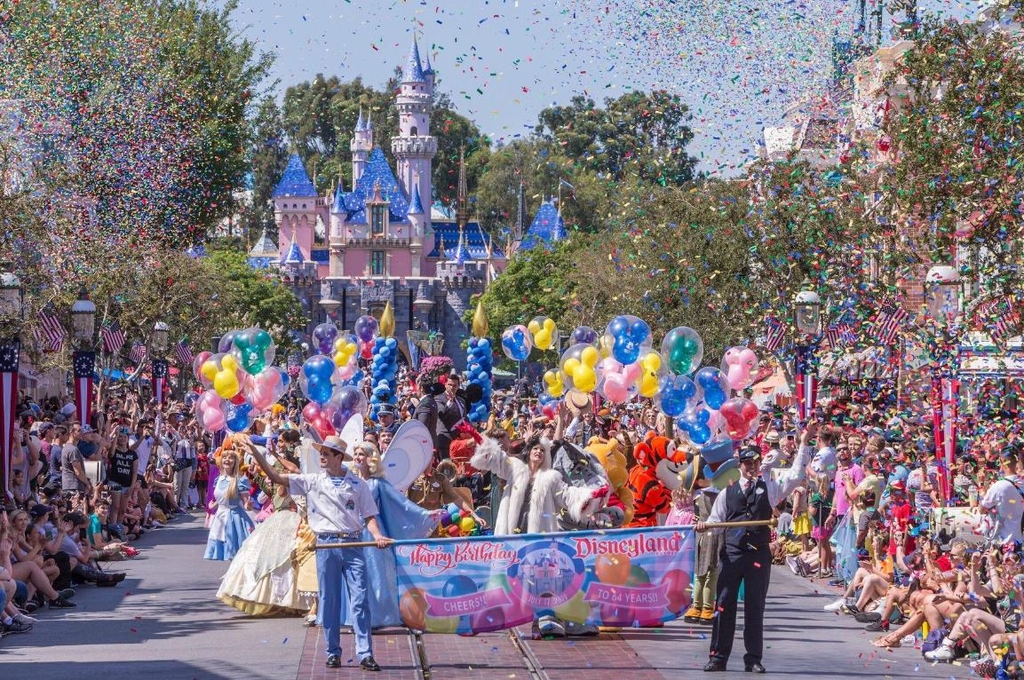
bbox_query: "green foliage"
[245,97,290,242]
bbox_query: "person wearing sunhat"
[697,420,817,674]
[245,434,392,672]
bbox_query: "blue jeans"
[316,536,372,660]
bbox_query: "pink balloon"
[599,358,641,404]
[722,347,759,391]
[248,368,282,411]
[193,351,213,384]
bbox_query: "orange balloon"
[399,587,429,630]
[594,553,632,586]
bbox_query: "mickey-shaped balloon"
[676,406,713,446]
[721,346,759,392]
[313,322,339,356]
[192,351,213,387]
[655,374,701,418]
[528,316,559,351]
[333,334,358,368]
[719,397,760,441]
[500,325,533,362]
[232,327,275,375]
[201,353,243,400]
[570,325,599,345]
[195,391,226,432]
[543,369,565,398]
[248,367,286,411]
[224,400,255,433]
[598,357,640,404]
[300,355,336,405]
[354,315,379,344]
[560,343,601,394]
[661,327,704,376]
[635,350,665,398]
[695,367,730,410]
[606,315,652,365]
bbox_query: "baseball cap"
[29,504,54,518]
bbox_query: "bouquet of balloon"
[193,328,290,433]
[311,322,364,388]
[437,502,483,537]
[296,352,370,439]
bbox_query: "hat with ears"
[312,435,353,461]
[679,450,704,494]
[566,390,592,416]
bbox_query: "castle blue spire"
[355,108,366,132]
[422,49,434,76]
[273,154,317,198]
[282,230,305,265]
[409,182,424,214]
[403,37,426,83]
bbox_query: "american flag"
[763,316,786,352]
[173,340,193,367]
[35,312,65,353]
[100,321,126,355]
[871,302,909,346]
[129,342,147,366]
[979,298,1020,342]
[825,322,856,348]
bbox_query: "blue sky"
[229,0,980,175]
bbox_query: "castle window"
[410,126,418,136]
[371,204,386,236]
[370,250,385,276]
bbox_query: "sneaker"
[23,600,39,613]
[786,556,801,575]
[828,578,846,588]
[304,614,318,628]
[1,620,33,634]
[48,597,77,609]
[823,597,850,612]
[924,644,955,662]
[864,620,888,632]
[537,615,566,638]
[840,603,860,615]
[57,588,76,600]
[854,610,882,623]
[12,613,37,625]
[565,621,599,636]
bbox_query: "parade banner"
[393,526,695,634]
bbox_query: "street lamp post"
[793,281,822,423]
[0,268,23,506]
[151,321,170,406]
[926,265,960,500]
[70,288,97,428]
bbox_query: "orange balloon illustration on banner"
[594,553,632,586]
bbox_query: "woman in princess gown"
[204,437,255,561]
[343,441,437,628]
[216,431,317,616]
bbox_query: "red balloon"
[311,416,335,438]
[302,402,321,422]
[661,568,692,614]
[360,341,374,360]
[229,393,247,405]
[720,398,759,441]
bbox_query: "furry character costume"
[469,435,605,535]
[626,433,687,527]
[585,436,634,526]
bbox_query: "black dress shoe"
[325,654,341,668]
[704,659,727,672]
[745,662,766,673]
[360,656,381,672]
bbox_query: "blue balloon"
[676,407,712,445]
[570,325,599,345]
[385,337,398,349]
[442,575,477,598]
[655,374,701,418]
[695,367,729,410]
[224,401,253,433]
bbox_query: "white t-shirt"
[981,477,1024,545]
[810,446,837,481]
[135,436,156,473]
[288,471,378,536]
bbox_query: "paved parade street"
[0,517,973,680]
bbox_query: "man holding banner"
[697,420,817,674]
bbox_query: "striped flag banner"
[129,342,147,366]
[152,359,168,405]
[101,321,126,355]
[979,298,1020,342]
[825,322,856,349]
[794,344,817,423]
[173,340,194,367]
[73,351,95,427]
[0,340,19,503]
[763,316,786,352]
[871,302,908,346]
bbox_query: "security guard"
[696,421,816,673]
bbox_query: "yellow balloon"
[564,358,580,374]
[598,334,615,359]
[575,367,597,393]
[214,372,240,399]
[222,354,238,371]
[544,370,564,398]
[580,346,599,367]
[535,329,552,350]
[554,591,591,623]
[528,319,541,334]
[459,516,476,533]
[638,373,660,398]
[642,352,662,371]
[426,614,460,634]
[201,360,218,381]
[544,318,556,332]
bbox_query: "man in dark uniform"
[436,373,467,461]
[412,375,442,458]
[696,421,816,673]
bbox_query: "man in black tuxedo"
[436,373,467,461]
[413,375,443,458]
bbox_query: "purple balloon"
[218,330,239,354]
[570,325,599,345]
[354,315,379,343]
[312,323,339,356]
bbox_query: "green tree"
[1,0,272,249]
[245,97,289,243]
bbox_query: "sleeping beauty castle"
[247,39,566,370]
